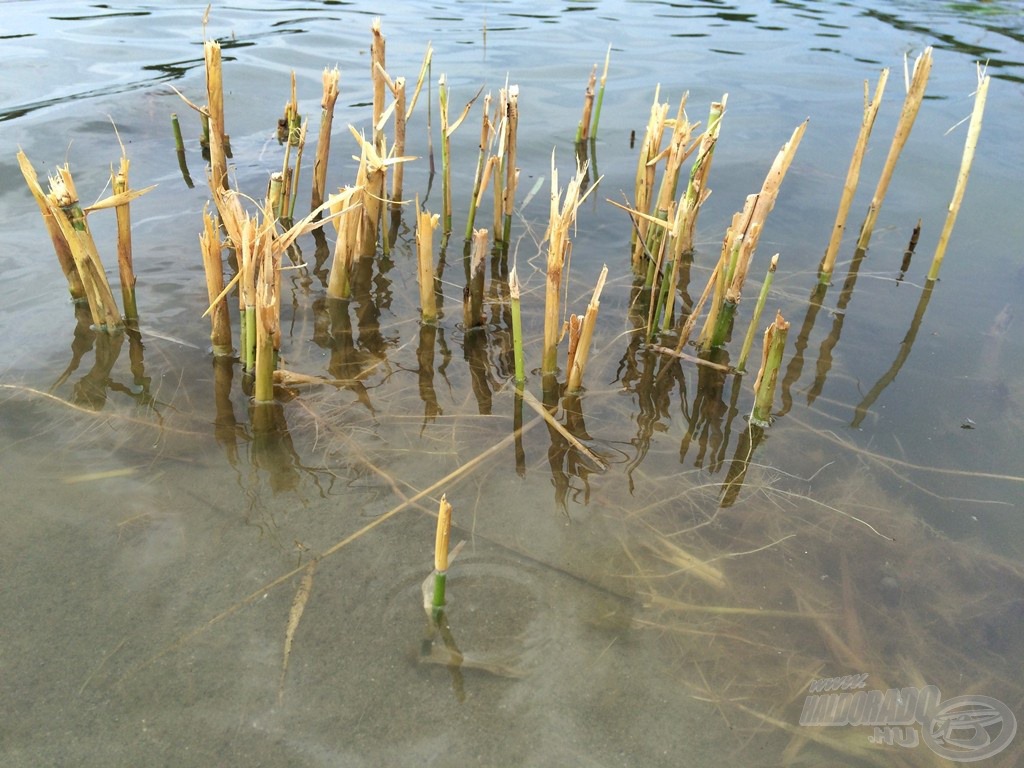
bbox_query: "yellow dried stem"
[434,494,452,572]
[326,188,361,299]
[199,207,232,355]
[17,150,85,301]
[857,47,933,252]
[821,69,889,281]
[929,69,989,281]
[415,198,440,323]
[566,264,608,392]
[577,64,597,142]
[311,67,341,214]
[391,76,407,203]
[111,155,138,322]
[371,18,386,148]
[204,40,229,192]
[502,84,519,241]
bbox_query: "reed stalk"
[268,172,286,221]
[751,310,790,427]
[391,76,407,205]
[856,47,932,252]
[737,253,779,372]
[502,85,519,246]
[465,92,493,241]
[928,69,989,282]
[575,64,597,143]
[326,187,362,300]
[439,74,452,235]
[566,265,608,392]
[431,494,453,619]
[542,153,591,376]
[310,67,340,215]
[416,197,440,323]
[509,265,525,385]
[631,88,669,270]
[16,150,86,302]
[254,242,279,403]
[204,40,229,192]
[45,166,123,331]
[590,45,611,140]
[820,69,888,284]
[171,112,194,187]
[287,119,308,221]
[674,96,726,256]
[465,228,488,328]
[111,154,138,324]
[199,206,233,356]
[644,93,693,288]
[371,18,386,150]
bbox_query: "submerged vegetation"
[10,12,1021,765]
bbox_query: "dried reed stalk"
[645,93,693,287]
[371,18,386,148]
[310,67,341,214]
[566,265,608,392]
[751,310,790,426]
[700,119,807,350]
[466,92,494,241]
[631,88,669,270]
[16,150,86,301]
[44,165,122,331]
[857,47,932,252]
[391,76,407,204]
[501,85,519,246]
[326,187,362,300]
[111,154,138,323]
[416,198,440,323]
[542,153,591,375]
[820,69,888,283]
[204,40,229,192]
[465,228,488,328]
[199,206,233,356]
[928,69,989,281]
[575,63,598,143]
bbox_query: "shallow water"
[2,1,1023,766]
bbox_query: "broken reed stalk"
[502,85,520,247]
[204,40,229,192]
[199,206,233,356]
[431,494,453,619]
[575,63,598,143]
[390,76,407,205]
[465,92,493,241]
[928,68,989,281]
[439,74,452,235]
[590,45,611,141]
[416,197,440,323]
[371,18,386,150]
[645,94,693,288]
[111,154,138,324]
[509,266,525,385]
[674,96,726,257]
[254,234,279,404]
[736,253,779,373]
[857,47,933,252]
[542,154,590,376]
[820,69,889,284]
[16,150,86,302]
[45,165,123,331]
[631,88,669,271]
[700,119,807,350]
[310,68,341,214]
[287,119,308,222]
[465,228,488,328]
[566,265,608,393]
[751,310,790,427]
[326,187,361,300]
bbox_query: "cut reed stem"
[737,253,779,373]
[590,45,611,141]
[566,265,608,393]
[856,47,932,252]
[204,40,229,192]
[416,197,440,323]
[509,265,526,385]
[820,69,888,284]
[431,494,453,619]
[310,67,340,215]
[111,153,138,324]
[928,68,989,281]
[199,206,233,356]
[751,310,790,427]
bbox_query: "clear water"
[2,2,1023,765]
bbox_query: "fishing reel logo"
[800,677,1017,762]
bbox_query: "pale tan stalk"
[501,85,519,244]
[928,69,989,281]
[857,47,932,251]
[576,64,597,142]
[821,69,889,282]
[204,40,229,192]
[310,67,340,214]
[200,206,232,356]
[370,18,386,148]
[566,265,608,392]
[111,154,138,323]
[416,197,440,323]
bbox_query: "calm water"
[2,2,1023,766]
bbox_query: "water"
[2,2,1023,765]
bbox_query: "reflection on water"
[2,1,1024,766]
